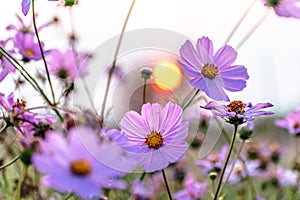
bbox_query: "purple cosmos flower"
[0,92,56,141]
[47,49,89,81]
[131,180,154,200]
[179,36,249,101]
[13,33,44,62]
[275,167,298,187]
[196,145,228,176]
[173,176,207,200]
[22,0,58,16]
[32,126,127,198]
[261,0,300,18]
[275,109,300,135]
[120,102,189,172]
[0,40,16,82]
[201,100,274,124]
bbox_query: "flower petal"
[196,37,214,64]
[213,45,237,68]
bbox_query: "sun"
[152,61,182,92]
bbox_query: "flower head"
[201,100,274,124]
[275,109,300,135]
[173,176,207,200]
[32,126,127,198]
[120,102,189,172]
[261,0,300,18]
[179,37,249,101]
[13,33,44,62]
[47,49,89,81]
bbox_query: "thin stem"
[235,10,270,50]
[139,171,146,181]
[32,0,56,104]
[0,46,63,121]
[223,0,257,45]
[15,164,28,200]
[69,8,95,110]
[220,141,245,194]
[100,0,136,118]
[162,169,172,200]
[182,89,200,110]
[0,155,20,170]
[142,78,147,104]
[213,124,238,200]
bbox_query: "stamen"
[24,49,35,56]
[71,159,91,176]
[145,131,164,149]
[201,64,218,79]
[227,100,245,114]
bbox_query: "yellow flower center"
[227,100,245,114]
[145,131,164,149]
[201,64,218,79]
[234,166,243,175]
[24,49,35,56]
[16,98,27,110]
[70,159,91,176]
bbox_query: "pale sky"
[1,0,300,115]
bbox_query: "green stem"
[220,141,245,194]
[69,8,95,110]
[140,171,146,181]
[213,124,238,200]
[162,169,172,200]
[100,0,136,119]
[32,0,56,104]
[223,0,257,45]
[0,46,63,121]
[0,155,20,170]
[182,89,200,110]
[235,10,270,50]
[15,165,28,200]
[143,78,147,104]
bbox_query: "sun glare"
[153,61,182,91]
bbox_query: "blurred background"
[0,0,300,116]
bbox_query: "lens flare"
[153,61,182,91]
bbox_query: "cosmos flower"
[196,145,228,176]
[173,176,207,200]
[47,49,89,81]
[120,102,189,172]
[21,0,58,16]
[275,109,300,135]
[32,126,127,198]
[131,180,154,200]
[13,33,44,62]
[261,0,300,18]
[0,40,16,82]
[201,100,274,124]
[179,36,249,101]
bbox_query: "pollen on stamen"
[70,159,92,176]
[145,131,164,149]
[24,49,35,56]
[227,100,245,114]
[201,64,218,79]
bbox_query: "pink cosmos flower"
[196,145,228,176]
[275,109,300,135]
[47,49,89,81]
[201,100,274,124]
[173,176,207,200]
[22,0,58,16]
[0,40,16,82]
[261,0,300,18]
[179,37,249,101]
[32,126,127,198]
[120,102,189,172]
[13,33,44,62]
